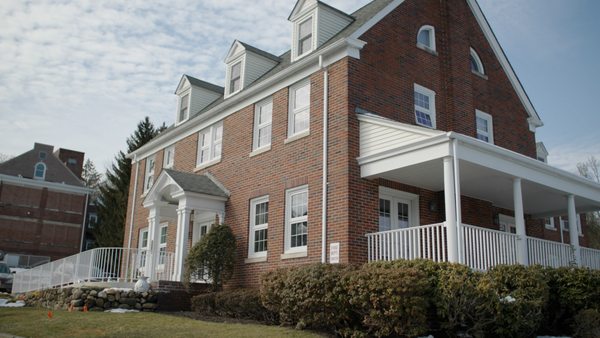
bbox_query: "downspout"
[319,55,329,264]
[127,157,140,252]
[79,193,89,252]
[452,137,463,263]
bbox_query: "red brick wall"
[0,182,86,260]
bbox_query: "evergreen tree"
[81,159,102,201]
[94,117,163,247]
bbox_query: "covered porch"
[358,113,600,270]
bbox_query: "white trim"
[378,187,420,230]
[544,217,556,230]
[470,47,485,76]
[225,56,245,98]
[499,214,516,233]
[416,25,436,52]
[163,145,175,169]
[253,97,273,151]
[284,185,309,254]
[248,195,269,259]
[280,251,308,260]
[33,162,46,180]
[288,78,311,137]
[292,11,317,62]
[0,174,91,196]
[284,130,310,144]
[414,83,437,129]
[143,156,156,193]
[196,121,223,167]
[158,223,168,266]
[475,110,494,144]
[176,90,191,125]
[249,145,271,158]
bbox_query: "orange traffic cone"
[47,311,53,319]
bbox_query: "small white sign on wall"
[329,242,340,264]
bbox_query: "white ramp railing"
[581,247,600,270]
[11,247,176,294]
[527,237,573,268]
[366,223,447,262]
[460,224,519,270]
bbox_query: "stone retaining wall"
[23,287,161,312]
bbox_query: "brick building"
[123,0,600,287]
[0,143,92,261]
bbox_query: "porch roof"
[357,113,600,217]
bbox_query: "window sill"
[284,130,310,144]
[471,70,488,80]
[416,43,438,56]
[244,256,267,264]
[545,226,557,231]
[280,250,307,260]
[249,145,271,158]
[194,158,221,172]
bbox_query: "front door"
[379,197,412,231]
[499,214,516,234]
[192,221,212,246]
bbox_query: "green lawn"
[0,308,324,338]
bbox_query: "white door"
[499,214,516,234]
[192,221,212,246]
[379,197,413,231]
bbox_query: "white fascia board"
[451,133,600,202]
[357,113,444,138]
[466,0,543,129]
[0,174,92,195]
[129,37,362,163]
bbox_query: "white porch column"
[513,178,528,265]
[567,195,581,266]
[146,206,161,281]
[174,206,192,282]
[443,157,459,263]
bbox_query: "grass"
[0,308,324,338]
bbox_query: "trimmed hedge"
[191,289,276,323]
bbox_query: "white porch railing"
[527,237,573,268]
[366,223,447,262]
[461,224,519,270]
[11,247,176,294]
[581,247,600,270]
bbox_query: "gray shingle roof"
[184,75,225,94]
[164,169,229,198]
[238,41,282,63]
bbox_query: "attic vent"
[39,151,47,160]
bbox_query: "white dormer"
[536,142,549,163]
[224,40,280,99]
[175,75,224,125]
[289,0,354,62]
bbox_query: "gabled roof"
[0,143,84,187]
[163,169,229,198]
[225,40,281,63]
[174,74,224,95]
[288,0,353,22]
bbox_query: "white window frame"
[33,162,46,180]
[293,14,316,61]
[414,83,437,129]
[544,217,555,230]
[288,79,311,138]
[378,187,420,231]
[470,47,485,75]
[475,110,494,144]
[248,196,269,259]
[163,146,175,169]
[253,98,273,151]
[158,223,168,266]
[560,216,569,232]
[416,25,436,52]
[196,121,223,168]
[225,57,245,98]
[177,91,191,125]
[143,156,155,193]
[138,227,149,270]
[284,185,309,255]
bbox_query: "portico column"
[146,206,161,281]
[513,178,528,265]
[567,195,581,266]
[174,207,192,281]
[443,157,459,263]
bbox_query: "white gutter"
[126,159,140,252]
[79,193,89,252]
[319,55,329,263]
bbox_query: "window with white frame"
[560,217,569,231]
[33,162,46,180]
[297,17,314,58]
[417,25,436,52]
[158,224,168,265]
[253,98,273,151]
[288,79,310,137]
[178,93,190,124]
[414,84,436,129]
[197,121,223,166]
[248,196,269,258]
[229,61,242,95]
[378,187,420,232]
[163,146,175,169]
[544,217,555,230]
[285,186,308,253]
[139,228,149,267]
[475,110,494,144]
[143,156,155,193]
[470,47,485,75]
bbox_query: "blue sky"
[0,0,598,173]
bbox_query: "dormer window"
[229,61,242,94]
[298,17,314,57]
[34,162,46,180]
[178,93,190,123]
[417,25,436,52]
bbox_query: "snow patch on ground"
[0,299,25,307]
[104,308,140,313]
[100,287,133,293]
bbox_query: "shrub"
[572,308,600,338]
[214,289,277,323]
[344,261,430,337]
[476,265,549,337]
[184,223,236,291]
[190,292,215,315]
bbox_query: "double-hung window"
[163,146,175,169]
[144,156,155,193]
[229,62,242,95]
[285,186,308,254]
[475,110,494,144]
[179,93,190,123]
[197,121,223,167]
[414,84,436,129]
[297,17,313,57]
[248,196,269,258]
[253,98,273,151]
[288,79,310,137]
